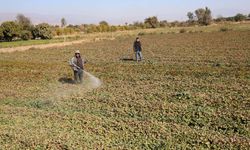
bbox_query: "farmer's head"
[136,37,140,42]
[75,50,81,58]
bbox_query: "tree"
[144,16,159,28]
[225,17,235,22]
[99,21,109,32]
[61,18,67,28]
[0,27,4,40]
[195,7,212,25]
[159,20,168,27]
[133,21,145,29]
[99,21,109,26]
[215,15,226,22]
[32,23,53,39]
[20,30,33,40]
[16,14,32,30]
[234,13,247,22]
[110,25,118,32]
[170,21,180,27]
[1,21,21,41]
[248,14,250,18]
[187,12,195,22]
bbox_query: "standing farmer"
[133,37,143,62]
[70,50,85,84]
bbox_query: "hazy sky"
[0,0,249,25]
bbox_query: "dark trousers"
[135,51,143,61]
[74,69,83,83]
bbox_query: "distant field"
[1,22,250,49]
[0,28,249,149]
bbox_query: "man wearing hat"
[70,50,85,84]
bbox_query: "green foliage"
[61,18,67,28]
[16,14,32,30]
[144,16,159,28]
[133,21,146,29]
[54,28,63,36]
[98,21,109,32]
[99,21,109,26]
[20,30,33,40]
[225,17,236,22]
[195,7,212,25]
[0,27,4,40]
[0,21,21,41]
[187,12,195,22]
[110,25,118,32]
[170,21,180,27]
[214,16,226,22]
[64,27,75,35]
[234,13,247,22]
[32,23,53,39]
[159,20,168,27]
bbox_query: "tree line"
[0,14,52,41]
[0,7,249,42]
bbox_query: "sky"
[0,0,249,25]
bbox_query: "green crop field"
[0,29,249,149]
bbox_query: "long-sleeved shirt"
[70,56,84,71]
[134,41,142,52]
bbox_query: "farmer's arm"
[133,42,136,52]
[71,58,80,69]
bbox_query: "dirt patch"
[0,39,91,53]
[0,37,116,53]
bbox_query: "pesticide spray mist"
[83,71,102,89]
[50,71,102,100]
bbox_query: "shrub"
[0,27,3,40]
[195,7,213,25]
[220,27,229,32]
[234,13,247,22]
[55,28,63,36]
[64,28,75,35]
[0,21,21,41]
[144,16,159,28]
[21,30,33,40]
[180,28,187,33]
[16,14,32,30]
[138,32,146,36]
[61,18,67,28]
[159,20,168,27]
[32,23,53,39]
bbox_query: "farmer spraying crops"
[133,37,143,62]
[69,50,86,84]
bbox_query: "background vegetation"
[0,7,249,43]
